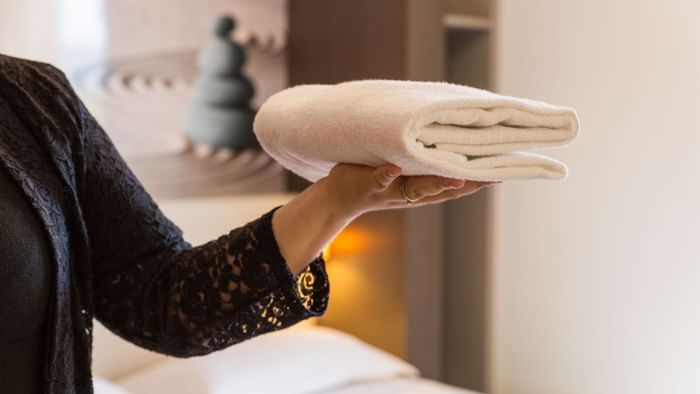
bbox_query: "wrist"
[313,176,360,223]
[271,177,355,276]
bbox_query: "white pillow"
[117,325,418,394]
[94,376,132,394]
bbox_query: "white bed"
[91,195,479,394]
[94,324,475,394]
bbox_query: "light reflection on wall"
[56,0,107,70]
[319,211,408,359]
[0,0,106,70]
[0,0,59,63]
[323,227,374,262]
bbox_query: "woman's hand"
[272,162,496,276]
[320,163,496,219]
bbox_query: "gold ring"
[400,178,418,204]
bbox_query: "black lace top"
[0,53,329,393]
[0,162,51,394]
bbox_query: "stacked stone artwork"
[184,15,258,149]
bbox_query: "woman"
[0,53,493,393]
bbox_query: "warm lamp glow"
[324,227,373,262]
[322,243,332,262]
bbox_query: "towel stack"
[253,80,579,182]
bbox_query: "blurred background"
[1,0,699,393]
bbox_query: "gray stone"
[192,74,254,106]
[197,40,246,76]
[184,103,257,149]
[184,14,258,149]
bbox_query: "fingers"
[411,180,497,205]
[366,164,498,209]
[370,164,402,191]
[397,176,465,202]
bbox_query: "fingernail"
[386,167,400,177]
[444,179,464,189]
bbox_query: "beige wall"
[0,0,60,62]
[491,0,700,393]
[0,0,286,69]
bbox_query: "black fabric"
[0,164,51,394]
[0,53,330,393]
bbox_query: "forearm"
[272,177,353,276]
[77,88,332,354]
[94,204,331,357]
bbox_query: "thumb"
[370,164,401,191]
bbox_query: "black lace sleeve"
[72,82,329,357]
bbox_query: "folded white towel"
[253,80,579,182]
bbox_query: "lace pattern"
[0,53,330,393]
